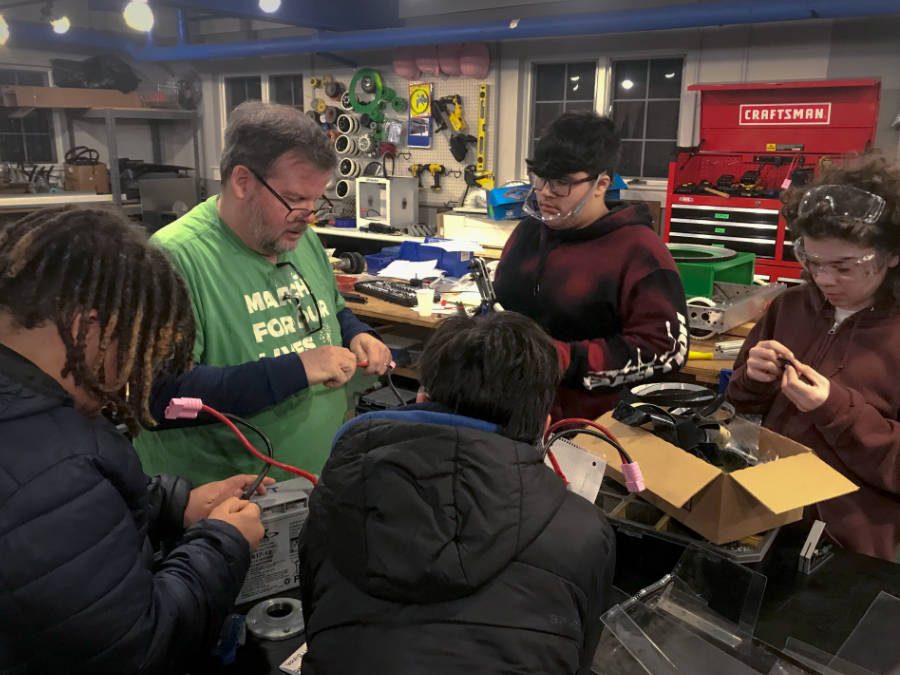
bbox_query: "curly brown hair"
[781,154,900,306]
[0,206,196,433]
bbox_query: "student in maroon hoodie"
[494,113,688,422]
[727,157,900,561]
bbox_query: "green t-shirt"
[134,196,350,485]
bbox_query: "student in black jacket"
[0,206,268,674]
[299,311,616,675]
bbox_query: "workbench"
[347,287,751,388]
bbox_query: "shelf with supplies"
[65,107,202,208]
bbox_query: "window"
[611,57,682,179]
[0,69,56,164]
[530,62,596,153]
[225,76,262,113]
[269,74,303,109]
[223,73,303,116]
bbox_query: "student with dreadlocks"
[0,206,270,674]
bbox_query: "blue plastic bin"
[364,253,396,274]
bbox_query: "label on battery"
[236,478,312,605]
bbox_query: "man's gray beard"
[247,207,305,256]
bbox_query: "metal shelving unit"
[70,107,201,207]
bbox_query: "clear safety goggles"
[797,184,886,225]
[794,237,882,279]
[522,172,604,224]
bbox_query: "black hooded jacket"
[299,407,616,674]
[0,344,250,674]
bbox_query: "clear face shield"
[522,172,605,225]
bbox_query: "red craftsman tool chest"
[663,79,881,281]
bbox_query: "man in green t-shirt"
[135,102,391,485]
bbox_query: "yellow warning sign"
[765,143,776,151]
[409,83,432,118]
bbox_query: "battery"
[235,477,314,605]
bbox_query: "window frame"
[0,66,62,165]
[521,55,607,176]
[218,71,305,149]
[608,56,685,181]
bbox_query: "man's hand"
[298,345,358,388]
[746,339,795,383]
[781,361,830,412]
[183,474,275,527]
[208,497,265,551]
[350,333,392,376]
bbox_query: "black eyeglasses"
[248,167,332,221]
[271,261,322,336]
[529,173,599,197]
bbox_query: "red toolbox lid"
[688,79,880,154]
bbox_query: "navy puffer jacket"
[0,345,250,674]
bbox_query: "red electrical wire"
[200,404,318,485]
[546,417,624,448]
[546,449,568,485]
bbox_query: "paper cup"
[416,288,434,317]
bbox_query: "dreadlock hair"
[0,206,196,433]
[781,154,900,307]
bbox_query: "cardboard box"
[1,85,142,109]
[64,163,109,194]
[578,413,858,544]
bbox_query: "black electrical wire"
[385,365,405,406]
[224,413,275,499]
[544,427,633,465]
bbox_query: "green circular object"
[348,68,384,115]
[667,243,737,262]
[391,97,408,113]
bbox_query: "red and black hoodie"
[494,202,689,422]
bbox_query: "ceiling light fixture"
[621,79,634,90]
[664,72,676,79]
[0,14,8,45]
[42,2,70,34]
[123,0,154,32]
[259,0,281,13]
[51,15,70,34]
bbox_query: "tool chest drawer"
[670,205,780,227]
[669,218,777,241]
[668,231,776,259]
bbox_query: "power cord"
[544,417,644,492]
[165,398,319,488]
[223,413,274,500]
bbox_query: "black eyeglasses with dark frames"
[248,167,332,220]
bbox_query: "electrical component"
[164,397,318,486]
[544,418,644,493]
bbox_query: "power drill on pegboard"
[408,164,424,190]
[427,164,446,191]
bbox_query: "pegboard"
[305,62,499,211]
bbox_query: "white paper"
[376,259,442,280]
